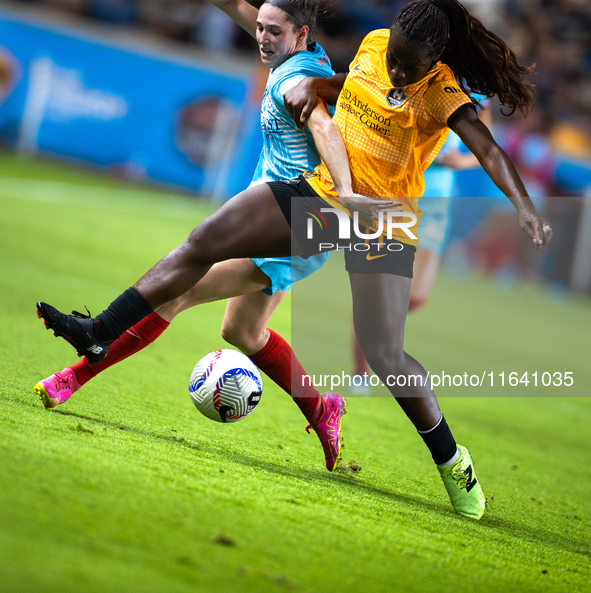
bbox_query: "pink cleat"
[34,368,80,409]
[306,393,347,471]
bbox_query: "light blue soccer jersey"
[251,42,334,185]
[250,43,335,294]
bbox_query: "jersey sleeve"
[270,54,335,116]
[274,73,307,104]
[424,78,475,128]
[348,29,388,73]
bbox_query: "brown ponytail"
[267,0,325,40]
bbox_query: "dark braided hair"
[392,0,535,116]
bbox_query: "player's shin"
[249,329,346,471]
[71,311,170,385]
[94,287,154,342]
[248,328,321,419]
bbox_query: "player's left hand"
[519,210,552,248]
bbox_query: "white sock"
[438,447,460,467]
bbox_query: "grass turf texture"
[1,150,590,593]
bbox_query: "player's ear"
[297,24,309,43]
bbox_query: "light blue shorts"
[252,252,332,295]
[418,194,453,256]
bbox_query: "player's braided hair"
[392,0,535,116]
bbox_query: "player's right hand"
[340,194,402,229]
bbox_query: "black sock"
[417,415,458,465]
[95,287,153,342]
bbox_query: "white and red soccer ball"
[189,349,263,423]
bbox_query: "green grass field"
[1,150,590,593]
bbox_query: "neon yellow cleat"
[438,444,486,520]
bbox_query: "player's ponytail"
[264,0,325,40]
[393,0,535,116]
[295,0,326,38]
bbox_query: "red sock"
[249,329,321,423]
[352,330,369,376]
[69,311,170,386]
[408,297,426,312]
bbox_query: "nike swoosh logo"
[366,253,388,261]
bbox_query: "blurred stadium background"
[0,0,590,295]
[1,6,590,589]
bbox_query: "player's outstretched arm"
[284,73,347,131]
[453,108,552,248]
[205,0,259,38]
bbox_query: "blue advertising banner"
[0,10,262,198]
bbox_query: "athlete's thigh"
[192,184,294,261]
[186,259,271,302]
[156,258,272,321]
[349,272,411,351]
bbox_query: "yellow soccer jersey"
[305,29,475,245]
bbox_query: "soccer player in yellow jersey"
[298,27,478,245]
[37,0,552,520]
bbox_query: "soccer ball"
[189,349,263,423]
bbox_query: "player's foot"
[306,393,347,471]
[36,302,113,364]
[438,444,486,520]
[34,367,80,409]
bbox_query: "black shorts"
[267,176,416,278]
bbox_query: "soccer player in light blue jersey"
[34,0,346,472]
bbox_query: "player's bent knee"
[184,227,213,265]
[185,219,228,266]
[220,323,258,354]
